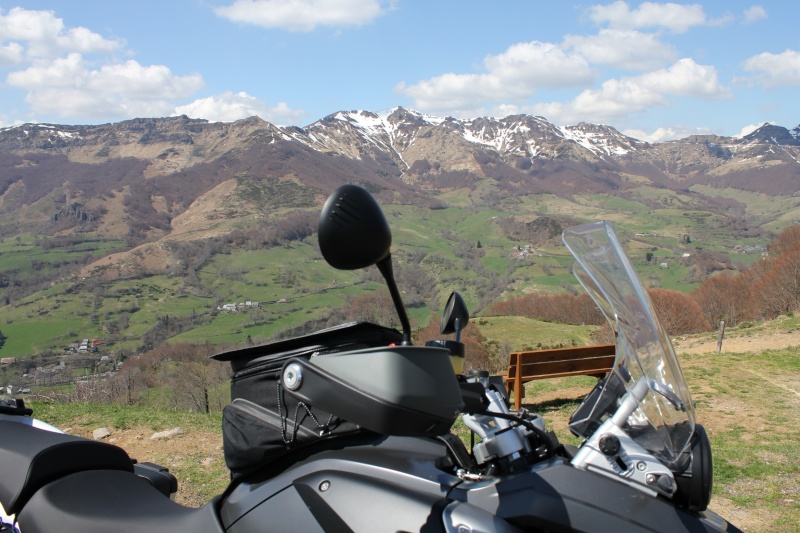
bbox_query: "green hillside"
[0,192,772,360]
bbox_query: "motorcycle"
[0,184,740,532]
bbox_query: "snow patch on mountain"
[2,123,83,141]
[378,107,445,126]
[561,127,628,156]
[461,117,552,155]
[333,110,386,136]
[295,109,653,165]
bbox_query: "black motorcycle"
[0,184,740,532]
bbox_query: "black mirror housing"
[441,292,470,337]
[318,184,391,270]
[318,184,411,344]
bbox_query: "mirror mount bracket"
[377,256,411,345]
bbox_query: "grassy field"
[475,315,598,352]
[683,349,800,531]
[25,338,799,531]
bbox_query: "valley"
[0,110,797,367]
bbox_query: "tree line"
[692,224,800,327]
[485,225,800,336]
[46,343,232,414]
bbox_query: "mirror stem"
[377,255,411,345]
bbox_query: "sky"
[0,0,798,142]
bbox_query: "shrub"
[648,288,711,335]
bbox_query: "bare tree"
[752,251,800,319]
[112,359,145,405]
[171,348,231,413]
[344,289,400,328]
[691,272,749,327]
[485,292,604,326]
[648,288,711,335]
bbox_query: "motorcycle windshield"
[563,221,696,466]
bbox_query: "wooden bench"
[503,344,615,409]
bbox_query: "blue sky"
[0,1,797,141]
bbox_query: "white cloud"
[0,8,206,122]
[396,3,735,122]
[0,42,23,65]
[742,49,800,87]
[529,58,729,125]
[531,79,667,126]
[622,125,714,142]
[396,41,593,116]
[586,1,708,33]
[6,54,204,120]
[90,61,203,99]
[0,115,25,128]
[214,0,391,31]
[7,53,86,89]
[638,58,730,97]
[175,91,306,125]
[0,7,122,59]
[483,41,595,91]
[743,5,767,24]
[734,122,771,138]
[562,29,676,70]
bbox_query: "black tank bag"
[212,322,402,478]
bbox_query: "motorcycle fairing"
[222,435,459,531]
[221,434,739,533]
[450,458,737,532]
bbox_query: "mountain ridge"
[0,109,798,261]
[3,109,798,170]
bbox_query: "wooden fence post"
[513,353,523,410]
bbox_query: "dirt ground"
[675,329,800,356]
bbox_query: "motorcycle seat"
[18,469,224,533]
[0,421,133,515]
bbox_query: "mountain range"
[0,108,798,281]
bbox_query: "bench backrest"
[508,343,615,380]
[506,344,615,409]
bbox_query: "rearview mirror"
[318,184,412,344]
[440,292,469,340]
[318,184,392,270]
